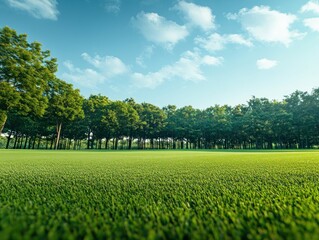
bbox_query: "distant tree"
[122,99,140,149]
[137,103,167,149]
[83,95,110,149]
[284,91,310,148]
[163,105,178,149]
[46,78,84,150]
[174,106,199,149]
[229,104,249,149]
[0,26,57,134]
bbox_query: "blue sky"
[1,0,319,109]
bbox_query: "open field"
[0,150,319,239]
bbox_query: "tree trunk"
[105,138,109,149]
[28,136,32,149]
[91,137,94,149]
[115,138,118,150]
[13,135,18,149]
[0,110,7,135]
[19,136,23,149]
[87,130,91,149]
[128,137,132,150]
[23,136,28,149]
[6,131,12,149]
[55,122,62,150]
[98,139,102,149]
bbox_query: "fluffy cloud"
[81,53,128,78]
[195,33,253,51]
[256,58,278,70]
[63,53,128,87]
[132,51,222,88]
[131,12,189,49]
[301,1,319,32]
[105,0,121,14]
[303,18,319,32]
[173,1,215,31]
[6,0,59,20]
[136,45,155,67]
[301,1,319,14]
[62,61,105,88]
[229,6,303,46]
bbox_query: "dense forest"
[1,26,319,150]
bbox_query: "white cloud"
[132,50,222,88]
[105,0,121,14]
[229,6,303,46]
[301,1,319,14]
[62,53,128,88]
[227,34,253,46]
[173,1,215,31]
[131,12,189,49]
[81,53,128,78]
[201,55,222,65]
[256,58,278,70]
[136,45,155,67]
[303,18,319,32]
[62,61,105,88]
[6,0,59,20]
[195,33,253,52]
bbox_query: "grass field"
[0,150,319,239]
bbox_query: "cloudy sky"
[1,0,319,108]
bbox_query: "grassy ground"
[0,150,319,239]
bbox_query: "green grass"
[0,150,319,239]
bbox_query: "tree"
[163,105,178,149]
[0,26,57,134]
[123,98,141,149]
[229,104,249,149]
[138,103,167,149]
[46,78,84,150]
[106,101,139,149]
[83,95,110,149]
[174,106,200,149]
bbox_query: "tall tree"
[0,26,57,134]
[46,78,84,150]
[138,103,167,149]
[163,105,178,149]
[83,95,110,149]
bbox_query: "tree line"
[1,26,319,150]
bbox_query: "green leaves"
[0,26,57,133]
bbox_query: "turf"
[0,150,319,239]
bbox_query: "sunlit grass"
[0,150,319,239]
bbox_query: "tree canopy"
[0,26,57,134]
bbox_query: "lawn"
[0,150,319,239]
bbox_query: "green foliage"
[46,78,84,123]
[45,78,84,149]
[0,150,319,239]
[0,26,57,122]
